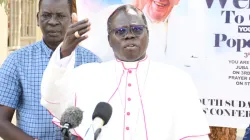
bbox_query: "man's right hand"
[60,13,91,58]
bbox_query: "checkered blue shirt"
[0,40,101,140]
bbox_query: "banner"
[193,0,250,129]
[76,0,250,128]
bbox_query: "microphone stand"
[61,124,72,140]
[94,128,102,140]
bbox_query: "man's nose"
[124,30,135,39]
[48,16,59,25]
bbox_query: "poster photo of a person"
[132,0,180,23]
[131,0,185,63]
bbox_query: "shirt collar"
[115,55,149,70]
[41,39,54,58]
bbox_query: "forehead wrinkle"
[40,5,69,15]
[40,0,69,11]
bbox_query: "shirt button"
[126,127,130,130]
[128,70,132,74]
[127,112,130,116]
[128,83,132,87]
[128,98,131,101]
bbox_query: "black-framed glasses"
[109,25,147,38]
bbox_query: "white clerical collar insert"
[116,56,148,70]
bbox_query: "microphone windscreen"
[60,106,83,128]
[92,102,112,125]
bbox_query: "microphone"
[92,102,112,140]
[60,106,83,140]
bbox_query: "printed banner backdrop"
[76,0,250,129]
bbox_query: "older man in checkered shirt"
[0,0,100,139]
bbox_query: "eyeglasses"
[109,25,147,38]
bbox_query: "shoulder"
[70,62,107,90]
[75,45,95,55]
[75,45,101,63]
[1,41,42,68]
[74,62,101,72]
[76,46,93,54]
[0,42,42,89]
[150,61,200,102]
[71,61,115,96]
[149,60,195,97]
[74,60,113,74]
[8,41,42,58]
[150,60,191,80]
[149,61,195,99]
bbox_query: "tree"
[72,0,77,14]
[0,0,8,14]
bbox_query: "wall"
[0,4,8,66]
[36,0,42,42]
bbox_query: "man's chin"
[150,14,167,22]
[123,56,145,62]
[44,37,63,45]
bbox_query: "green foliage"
[0,0,8,14]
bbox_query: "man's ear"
[37,12,40,26]
[108,34,111,43]
[72,13,78,24]
[108,35,112,48]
